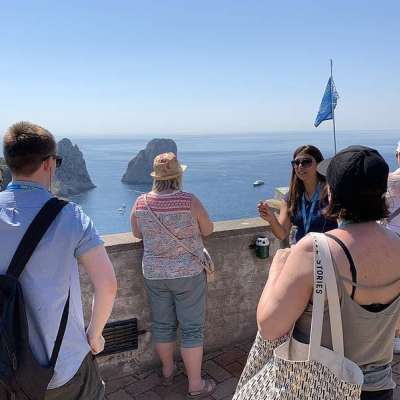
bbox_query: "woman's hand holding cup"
[258,200,275,223]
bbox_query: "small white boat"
[253,180,265,187]
[117,205,127,213]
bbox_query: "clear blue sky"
[0,1,399,135]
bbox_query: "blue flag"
[314,77,339,127]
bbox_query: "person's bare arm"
[257,236,314,340]
[258,200,292,240]
[192,195,213,236]
[130,201,143,239]
[79,245,117,354]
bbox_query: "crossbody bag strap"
[308,233,344,360]
[143,194,201,260]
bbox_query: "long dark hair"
[286,145,325,216]
[324,189,389,223]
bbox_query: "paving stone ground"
[104,340,400,400]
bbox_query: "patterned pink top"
[134,191,205,280]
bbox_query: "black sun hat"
[317,145,389,207]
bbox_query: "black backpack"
[0,198,69,400]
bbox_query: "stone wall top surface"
[102,217,270,252]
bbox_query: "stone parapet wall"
[79,217,279,378]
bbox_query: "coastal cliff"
[121,138,178,184]
[54,138,96,197]
[0,158,11,190]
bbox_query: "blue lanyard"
[7,183,47,192]
[301,185,320,234]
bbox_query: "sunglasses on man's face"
[43,154,63,168]
[291,158,313,168]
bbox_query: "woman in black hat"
[256,146,400,399]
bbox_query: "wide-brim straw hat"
[150,152,187,180]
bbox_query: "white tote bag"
[233,233,363,399]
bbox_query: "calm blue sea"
[52,130,398,235]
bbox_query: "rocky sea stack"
[54,138,96,197]
[122,138,178,184]
[0,158,11,190]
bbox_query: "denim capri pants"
[144,271,207,348]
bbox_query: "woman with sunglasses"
[258,144,337,243]
[254,146,400,400]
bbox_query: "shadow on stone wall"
[79,217,280,379]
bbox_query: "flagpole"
[330,59,337,154]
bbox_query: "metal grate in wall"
[99,318,146,356]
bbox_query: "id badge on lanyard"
[301,186,320,234]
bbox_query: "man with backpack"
[0,121,117,399]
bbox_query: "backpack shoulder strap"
[388,206,400,223]
[49,289,70,367]
[7,197,68,278]
[7,197,70,367]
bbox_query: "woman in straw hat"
[131,152,216,398]
[256,146,400,399]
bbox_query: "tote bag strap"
[308,233,344,360]
[143,194,201,260]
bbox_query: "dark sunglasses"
[291,158,313,168]
[43,154,63,168]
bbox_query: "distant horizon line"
[58,128,399,139]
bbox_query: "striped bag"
[233,233,363,399]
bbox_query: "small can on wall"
[256,236,270,259]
